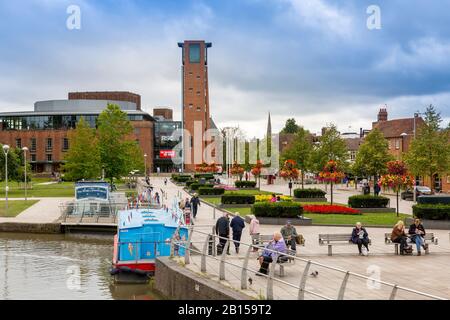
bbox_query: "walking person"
[215,213,230,255]
[408,218,428,256]
[249,215,260,252]
[190,193,201,219]
[351,222,370,255]
[230,212,245,254]
[280,220,298,253]
[155,192,160,205]
[164,178,168,186]
[374,183,381,196]
[391,221,412,255]
[256,232,287,276]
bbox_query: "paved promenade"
[0,198,71,223]
[146,176,450,300]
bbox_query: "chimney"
[378,107,388,122]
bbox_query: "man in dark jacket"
[216,213,230,254]
[230,212,245,254]
[191,194,201,219]
[351,222,369,255]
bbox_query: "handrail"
[173,228,446,300]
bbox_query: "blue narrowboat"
[110,206,188,283]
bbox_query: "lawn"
[302,212,409,226]
[0,200,39,217]
[0,181,75,198]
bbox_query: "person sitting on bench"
[280,220,298,253]
[256,232,287,276]
[391,221,412,255]
[351,222,369,255]
[408,218,428,256]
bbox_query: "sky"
[0,0,449,138]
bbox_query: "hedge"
[293,188,326,199]
[198,187,225,195]
[194,174,215,179]
[185,179,198,187]
[190,183,214,191]
[252,202,304,218]
[235,181,257,188]
[172,175,191,182]
[221,194,255,205]
[348,195,389,208]
[413,204,450,220]
[417,195,450,205]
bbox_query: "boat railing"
[170,227,447,301]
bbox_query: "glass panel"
[189,43,201,63]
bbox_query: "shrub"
[198,187,225,195]
[221,194,255,205]
[417,195,450,205]
[252,202,303,218]
[255,195,292,202]
[172,175,191,182]
[185,179,198,187]
[235,181,257,188]
[194,173,215,179]
[303,204,361,215]
[348,195,389,208]
[190,183,214,191]
[293,188,326,199]
[413,204,450,220]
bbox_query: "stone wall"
[0,222,62,234]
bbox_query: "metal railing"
[171,227,446,301]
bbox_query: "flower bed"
[255,195,292,202]
[303,204,361,215]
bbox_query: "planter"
[356,208,396,213]
[253,216,312,226]
[219,204,252,208]
[406,217,450,230]
[293,197,327,203]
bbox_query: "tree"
[0,146,25,184]
[352,128,394,194]
[404,105,450,192]
[280,118,300,134]
[62,117,101,181]
[318,160,344,205]
[97,104,144,184]
[312,124,349,173]
[281,127,313,189]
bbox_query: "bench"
[275,249,296,277]
[384,233,438,255]
[318,234,371,256]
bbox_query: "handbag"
[295,234,305,245]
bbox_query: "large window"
[189,43,201,63]
[30,138,36,151]
[46,138,53,152]
[63,138,69,151]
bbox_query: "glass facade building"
[153,121,182,173]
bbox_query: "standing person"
[191,193,201,219]
[351,222,370,255]
[164,178,168,186]
[249,215,260,252]
[230,212,245,254]
[408,218,428,256]
[184,197,190,210]
[374,182,381,196]
[280,220,298,253]
[391,221,412,255]
[155,192,160,205]
[256,232,287,276]
[215,213,230,255]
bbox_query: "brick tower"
[178,40,212,171]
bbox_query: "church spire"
[267,112,272,138]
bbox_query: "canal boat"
[110,204,188,283]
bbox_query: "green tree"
[352,128,394,194]
[404,105,450,192]
[62,117,101,181]
[0,146,23,183]
[97,104,144,184]
[280,118,300,134]
[281,127,313,188]
[312,124,349,173]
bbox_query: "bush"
[198,187,225,195]
[348,195,389,208]
[185,179,198,187]
[235,181,257,188]
[172,175,191,182]
[255,195,292,202]
[413,204,450,220]
[417,195,450,205]
[221,194,255,205]
[252,202,303,218]
[303,204,361,215]
[190,183,214,191]
[293,188,326,199]
[194,173,215,179]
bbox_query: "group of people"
[215,212,246,254]
[179,194,201,224]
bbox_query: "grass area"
[0,200,39,217]
[303,212,409,226]
[0,180,75,198]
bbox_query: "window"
[31,154,36,162]
[189,104,193,109]
[350,150,357,161]
[388,140,392,150]
[31,138,36,152]
[15,138,21,148]
[47,154,52,162]
[189,43,201,63]
[196,107,201,112]
[196,91,201,96]
[46,138,52,151]
[63,138,69,151]
[395,139,400,150]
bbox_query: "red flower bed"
[303,204,361,215]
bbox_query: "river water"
[0,233,162,300]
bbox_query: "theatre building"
[0,91,155,173]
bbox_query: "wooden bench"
[318,234,371,256]
[254,235,297,277]
[384,233,438,255]
[275,249,296,277]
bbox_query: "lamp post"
[3,145,10,212]
[22,147,28,201]
[144,153,147,177]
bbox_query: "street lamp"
[400,132,408,153]
[22,147,28,201]
[3,145,10,212]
